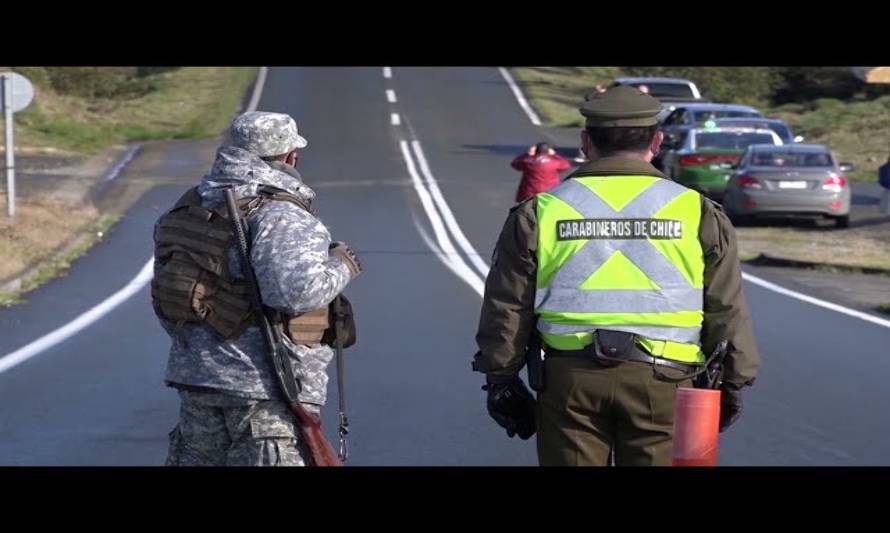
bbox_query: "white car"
[610,77,706,121]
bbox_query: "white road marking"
[498,67,541,126]
[247,66,268,112]
[383,67,392,79]
[742,272,890,329]
[410,140,491,279]
[391,113,401,126]
[102,145,142,183]
[0,258,155,373]
[386,89,397,103]
[399,141,484,296]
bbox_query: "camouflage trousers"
[165,389,315,467]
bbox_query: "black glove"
[330,242,363,276]
[483,377,537,440]
[719,385,743,432]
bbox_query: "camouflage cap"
[230,111,308,157]
[579,85,662,128]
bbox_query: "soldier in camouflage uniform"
[155,111,362,466]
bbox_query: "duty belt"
[546,344,701,374]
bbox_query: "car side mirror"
[839,162,855,173]
[793,135,805,143]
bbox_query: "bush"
[9,67,51,90]
[774,67,865,103]
[615,67,878,108]
[135,67,178,77]
[622,67,781,107]
[42,67,177,99]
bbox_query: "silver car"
[723,144,852,228]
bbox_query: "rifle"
[224,188,342,467]
[333,295,349,462]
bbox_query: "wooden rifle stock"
[224,188,342,467]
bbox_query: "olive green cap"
[579,85,662,127]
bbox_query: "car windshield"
[767,123,792,142]
[696,132,777,150]
[750,151,833,167]
[692,110,760,124]
[719,121,793,143]
[630,82,694,99]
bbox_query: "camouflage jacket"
[156,145,354,405]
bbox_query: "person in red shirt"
[512,142,572,203]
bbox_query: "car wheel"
[832,215,850,229]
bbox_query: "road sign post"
[1,72,35,218]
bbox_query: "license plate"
[778,180,807,189]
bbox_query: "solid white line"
[391,113,401,126]
[247,66,268,112]
[498,67,541,126]
[383,67,392,79]
[102,145,142,183]
[399,141,485,296]
[0,258,156,374]
[742,271,890,329]
[410,140,491,279]
[386,89,397,103]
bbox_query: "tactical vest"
[151,185,330,345]
[535,175,706,364]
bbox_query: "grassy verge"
[0,211,121,307]
[877,304,890,316]
[511,67,890,182]
[0,192,124,305]
[0,193,101,281]
[735,224,889,272]
[0,67,258,305]
[5,67,257,154]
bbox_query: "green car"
[659,127,783,199]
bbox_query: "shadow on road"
[459,144,582,162]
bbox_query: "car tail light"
[679,154,739,166]
[736,175,762,189]
[822,175,847,192]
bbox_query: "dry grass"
[736,224,890,271]
[0,193,99,281]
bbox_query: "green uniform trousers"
[536,356,693,466]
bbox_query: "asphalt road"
[1,67,888,465]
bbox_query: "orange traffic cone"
[672,387,721,466]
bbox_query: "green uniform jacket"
[474,157,760,387]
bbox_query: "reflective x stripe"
[537,317,701,344]
[536,179,702,314]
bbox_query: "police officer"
[153,111,362,466]
[473,87,760,466]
